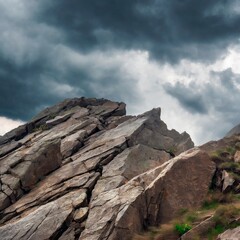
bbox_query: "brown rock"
[89,101,119,118]
[1,168,92,218]
[59,228,76,240]
[0,125,27,144]
[81,149,215,240]
[234,150,240,162]
[0,193,10,211]
[61,130,86,158]
[72,107,89,119]
[92,144,171,198]
[74,207,89,222]
[0,139,62,211]
[0,141,22,158]
[126,108,194,153]
[180,216,215,240]
[46,112,72,127]
[222,170,235,193]
[11,140,62,191]
[0,97,196,240]
[235,142,240,149]
[1,174,23,203]
[145,149,215,224]
[0,190,85,240]
[217,226,240,240]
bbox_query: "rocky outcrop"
[222,170,235,193]
[217,226,240,240]
[81,148,215,240]
[0,97,208,240]
[200,135,240,194]
[180,216,215,240]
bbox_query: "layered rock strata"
[0,97,214,240]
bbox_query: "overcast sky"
[0,0,240,145]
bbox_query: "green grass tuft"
[175,223,192,236]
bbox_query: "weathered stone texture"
[0,97,199,240]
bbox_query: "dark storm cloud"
[163,68,240,130]
[0,0,240,122]
[164,82,208,114]
[0,49,141,120]
[38,0,240,62]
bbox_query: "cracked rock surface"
[0,97,215,240]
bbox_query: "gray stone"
[222,170,235,193]
[92,144,171,198]
[61,130,86,158]
[11,140,62,191]
[74,207,89,222]
[0,193,10,211]
[46,112,72,127]
[0,141,22,158]
[81,149,215,240]
[0,97,196,240]
[0,190,86,240]
[217,226,240,240]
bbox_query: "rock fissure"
[25,207,53,240]
[0,97,213,240]
[49,210,75,240]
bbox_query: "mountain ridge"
[0,97,239,240]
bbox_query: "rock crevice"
[0,97,213,240]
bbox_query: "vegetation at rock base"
[133,193,240,240]
[205,204,240,240]
[167,145,178,157]
[134,139,240,240]
[219,162,240,172]
[175,223,192,235]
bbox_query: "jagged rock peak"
[0,97,199,240]
[0,97,126,146]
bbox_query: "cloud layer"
[0,0,240,144]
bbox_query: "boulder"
[81,148,215,240]
[217,226,240,240]
[222,170,235,193]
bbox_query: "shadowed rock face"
[0,97,213,240]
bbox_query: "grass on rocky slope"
[133,192,240,240]
[134,140,240,240]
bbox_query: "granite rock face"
[0,97,214,240]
